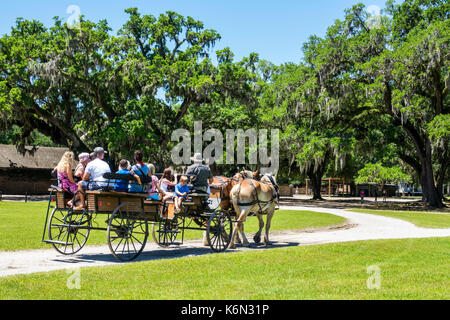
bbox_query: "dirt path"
[1,206,449,278]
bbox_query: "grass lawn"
[0,237,448,299]
[0,202,346,251]
[347,208,450,229]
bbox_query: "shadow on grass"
[50,241,300,265]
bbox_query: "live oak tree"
[0,18,91,154]
[260,63,356,199]
[0,9,254,167]
[302,1,449,207]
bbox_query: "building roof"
[0,144,70,170]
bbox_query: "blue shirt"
[174,183,189,198]
[114,169,130,192]
[129,164,149,193]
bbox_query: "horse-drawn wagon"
[42,173,234,261]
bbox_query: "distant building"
[356,183,398,197]
[0,144,69,195]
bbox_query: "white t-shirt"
[85,158,111,186]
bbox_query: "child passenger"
[174,176,189,213]
[113,159,141,192]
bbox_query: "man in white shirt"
[74,147,111,210]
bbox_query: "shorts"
[80,181,105,191]
[147,194,160,201]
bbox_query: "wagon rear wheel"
[48,207,91,255]
[107,202,148,261]
[206,210,232,252]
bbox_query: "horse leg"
[253,213,264,244]
[203,230,209,246]
[228,211,241,250]
[228,210,249,249]
[231,213,242,244]
[239,216,250,247]
[234,224,242,244]
[264,210,275,246]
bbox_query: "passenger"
[56,151,79,207]
[75,147,111,210]
[146,163,165,200]
[114,159,141,192]
[174,176,189,213]
[160,168,178,201]
[74,152,90,180]
[129,150,150,193]
[185,153,213,194]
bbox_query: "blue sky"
[1,0,393,65]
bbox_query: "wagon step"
[43,240,74,245]
[50,223,88,228]
[156,230,180,234]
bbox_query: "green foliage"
[0,10,255,165]
[355,162,412,185]
[296,0,448,206]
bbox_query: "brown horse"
[201,171,257,246]
[209,176,236,211]
[228,173,279,249]
[201,176,239,246]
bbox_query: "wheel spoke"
[114,237,125,253]
[131,234,144,247]
[130,237,138,254]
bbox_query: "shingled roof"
[0,144,70,170]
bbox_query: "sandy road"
[0,206,449,277]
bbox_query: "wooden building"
[304,178,353,196]
[0,144,69,195]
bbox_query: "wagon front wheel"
[151,216,182,248]
[206,210,232,252]
[107,202,148,261]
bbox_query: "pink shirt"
[148,176,159,196]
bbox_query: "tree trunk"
[419,152,443,208]
[307,168,324,200]
[384,83,443,208]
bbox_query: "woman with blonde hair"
[56,151,79,206]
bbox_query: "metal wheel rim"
[107,202,148,261]
[207,210,232,252]
[48,207,91,255]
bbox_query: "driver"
[185,153,213,194]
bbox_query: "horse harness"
[210,176,232,202]
[236,177,279,214]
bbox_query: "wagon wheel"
[107,202,148,261]
[47,207,91,255]
[206,209,233,252]
[152,216,183,248]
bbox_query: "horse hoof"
[264,241,272,246]
[253,235,261,244]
